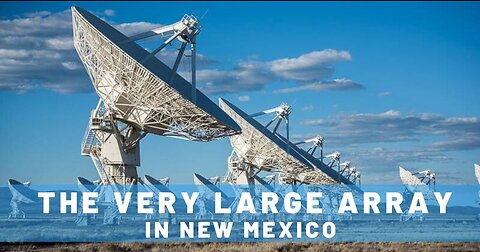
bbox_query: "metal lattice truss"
[219,99,338,185]
[295,135,324,159]
[224,151,251,184]
[72,8,237,141]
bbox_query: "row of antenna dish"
[256,102,361,185]
[72,5,363,189]
[5,7,480,223]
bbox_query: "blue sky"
[0,2,479,184]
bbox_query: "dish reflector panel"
[193,173,228,200]
[144,175,173,194]
[399,166,432,195]
[8,179,37,204]
[72,6,240,141]
[77,177,96,193]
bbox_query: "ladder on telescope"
[81,125,96,156]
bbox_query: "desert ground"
[1,242,480,252]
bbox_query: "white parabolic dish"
[8,179,37,204]
[144,175,173,194]
[71,6,240,141]
[193,173,228,200]
[77,177,96,193]
[399,166,433,196]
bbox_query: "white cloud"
[61,61,81,70]
[237,95,250,102]
[429,136,480,151]
[198,49,359,94]
[0,9,161,93]
[378,91,392,97]
[354,147,449,163]
[274,78,364,94]
[104,9,115,17]
[0,10,361,96]
[301,105,315,111]
[301,110,480,151]
[45,37,73,50]
[344,147,452,184]
[24,11,51,18]
[296,110,480,184]
[268,49,351,82]
[198,65,273,94]
[114,22,160,36]
[0,10,72,36]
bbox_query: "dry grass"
[0,242,480,252]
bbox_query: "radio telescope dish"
[279,134,361,192]
[193,173,228,200]
[399,166,435,196]
[73,6,241,190]
[77,177,96,193]
[8,179,36,204]
[8,179,38,219]
[475,164,480,185]
[219,98,362,192]
[72,6,240,140]
[193,173,229,219]
[219,99,310,174]
[399,166,436,221]
[144,175,173,194]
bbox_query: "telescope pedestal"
[78,108,143,225]
[8,200,25,219]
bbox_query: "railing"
[81,125,95,155]
[81,103,106,155]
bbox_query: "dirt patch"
[0,242,479,252]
